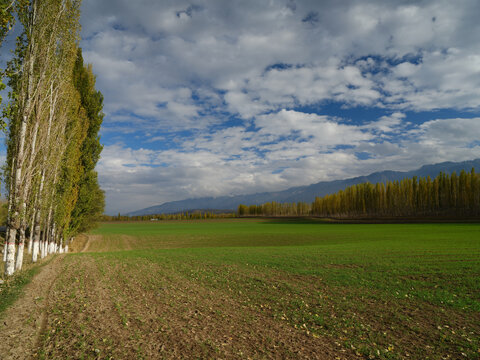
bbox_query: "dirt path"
[0,255,65,360]
[80,235,92,252]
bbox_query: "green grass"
[85,219,480,359]
[92,218,480,249]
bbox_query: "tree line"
[238,169,480,218]
[102,211,236,222]
[1,0,104,276]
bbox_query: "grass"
[12,219,480,359]
[84,219,480,358]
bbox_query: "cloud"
[255,110,371,145]
[81,0,480,122]
[417,118,480,147]
[76,0,480,213]
[97,115,480,214]
[364,112,406,134]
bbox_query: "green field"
[6,219,480,359]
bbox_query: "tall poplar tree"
[4,0,82,275]
[68,49,105,236]
[0,0,16,113]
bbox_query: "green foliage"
[0,0,17,129]
[73,49,104,170]
[54,86,88,238]
[68,48,105,235]
[102,211,235,222]
[0,200,7,225]
[3,0,104,269]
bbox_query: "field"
[1,219,480,359]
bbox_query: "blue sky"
[4,0,480,214]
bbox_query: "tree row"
[238,169,480,218]
[1,0,104,276]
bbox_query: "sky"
[4,0,480,214]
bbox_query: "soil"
[0,238,360,359]
[0,255,65,360]
[2,233,476,359]
[36,255,359,359]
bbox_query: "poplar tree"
[4,0,82,275]
[67,49,105,236]
[241,170,480,219]
[0,0,16,111]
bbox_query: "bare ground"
[0,255,65,360]
[3,234,476,359]
[36,255,358,359]
[0,237,359,359]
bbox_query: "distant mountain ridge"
[127,159,480,216]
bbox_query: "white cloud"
[75,0,480,213]
[97,114,480,214]
[417,118,480,146]
[255,110,371,146]
[364,112,406,134]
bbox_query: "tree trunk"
[40,223,47,259]
[4,229,16,276]
[28,214,35,254]
[32,223,40,263]
[49,223,56,254]
[15,228,25,271]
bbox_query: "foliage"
[101,210,235,222]
[2,0,104,276]
[239,169,480,218]
[0,0,16,130]
[0,200,7,225]
[67,49,104,235]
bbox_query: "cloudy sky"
[72,0,480,213]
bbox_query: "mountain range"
[127,159,480,216]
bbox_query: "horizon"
[126,157,480,215]
[2,0,480,214]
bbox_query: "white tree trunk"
[4,229,16,276]
[40,235,45,259]
[28,220,34,254]
[32,232,39,263]
[41,217,50,259]
[5,92,29,276]
[15,228,25,271]
[49,223,56,254]
[42,240,47,258]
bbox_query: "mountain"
[127,159,480,216]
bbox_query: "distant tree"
[246,170,480,220]
[237,204,247,216]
